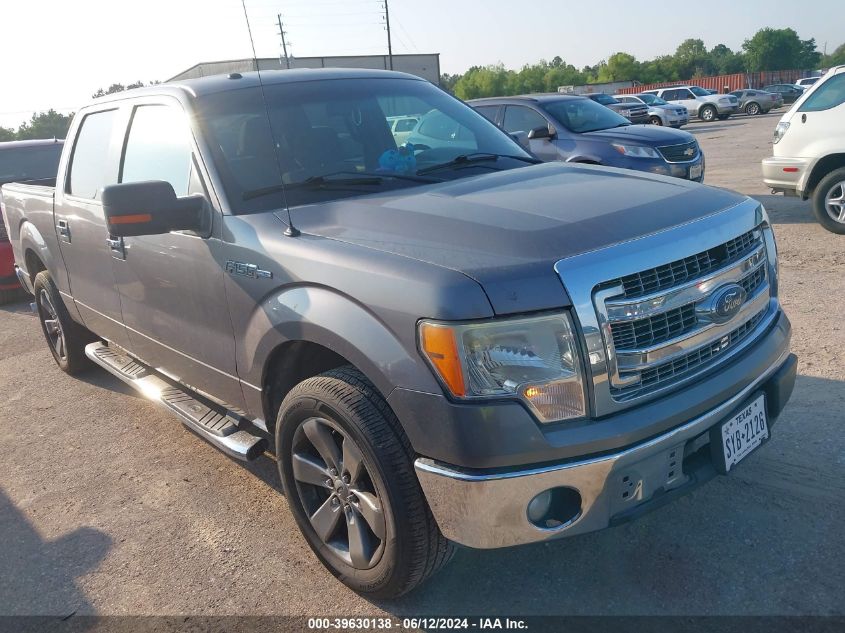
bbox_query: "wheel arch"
[805,153,845,199]
[242,284,443,429]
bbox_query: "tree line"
[0,81,158,142]
[442,28,845,100]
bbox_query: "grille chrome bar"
[605,244,766,323]
[616,284,769,372]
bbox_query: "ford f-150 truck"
[1,69,796,598]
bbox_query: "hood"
[582,124,694,145]
[285,162,745,315]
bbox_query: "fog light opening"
[526,487,582,530]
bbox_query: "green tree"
[92,80,158,99]
[743,28,819,71]
[595,52,639,83]
[673,38,714,78]
[0,127,15,142]
[822,42,845,67]
[710,44,746,75]
[15,110,73,140]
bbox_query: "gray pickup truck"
[1,68,796,598]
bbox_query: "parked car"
[2,68,795,599]
[469,95,704,181]
[643,85,740,122]
[762,65,845,233]
[730,89,780,115]
[614,93,688,127]
[763,84,804,104]
[795,77,821,88]
[387,115,419,145]
[583,93,649,124]
[0,139,63,303]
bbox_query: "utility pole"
[383,1,393,70]
[277,13,291,69]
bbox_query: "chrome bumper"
[415,347,792,550]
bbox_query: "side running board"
[85,342,267,461]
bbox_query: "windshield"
[689,87,710,97]
[542,98,629,134]
[0,144,62,184]
[194,77,530,212]
[638,94,667,106]
[590,94,617,105]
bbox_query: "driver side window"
[502,106,548,134]
[121,105,193,196]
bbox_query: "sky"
[0,0,841,129]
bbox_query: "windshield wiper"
[242,170,440,201]
[417,152,540,176]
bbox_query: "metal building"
[168,54,441,85]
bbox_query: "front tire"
[699,105,717,122]
[649,115,663,126]
[33,271,94,374]
[277,366,454,598]
[812,167,845,234]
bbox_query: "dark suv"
[584,93,650,124]
[763,84,804,104]
[471,95,704,181]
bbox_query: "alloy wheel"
[824,180,845,224]
[291,416,387,569]
[746,103,760,115]
[38,288,66,361]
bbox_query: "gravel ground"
[1,112,843,618]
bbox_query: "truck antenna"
[240,0,299,237]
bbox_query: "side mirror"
[527,125,554,140]
[101,181,206,238]
[508,131,530,151]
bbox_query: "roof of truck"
[87,68,425,105]
[0,138,64,150]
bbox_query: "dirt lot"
[1,112,843,618]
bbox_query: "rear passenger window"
[121,105,192,196]
[799,74,845,112]
[67,109,118,199]
[474,106,499,123]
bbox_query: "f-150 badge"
[225,260,273,279]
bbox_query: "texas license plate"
[689,163,703,180]
[714,394,769,473]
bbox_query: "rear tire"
[699,105,717,122]
[33,271,94,375]
[745,102,761,116]
[649,115,663,126]
[276,366,455,598]
[811,167,845,234]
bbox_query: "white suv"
[762,65,845,234]
[643,85,740,122]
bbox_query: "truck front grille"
[656,140,699,163]
[597,227,772,402]
[613,229,757,299]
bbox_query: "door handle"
[801,113,807,123]
[56,219,71,242]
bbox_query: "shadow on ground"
[0,488,111,616]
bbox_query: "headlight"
[419,312,586,423]
[760,206,779,296]
[773,122,790,144]
[611,143,661,159]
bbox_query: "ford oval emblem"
[708,284,746,323]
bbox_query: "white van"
[762,65,845,233]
